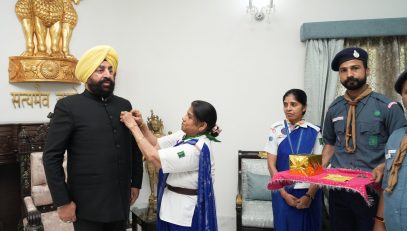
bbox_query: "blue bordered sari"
[156,139,218,231]
[272,122,322,231]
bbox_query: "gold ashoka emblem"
[40,60,60,79]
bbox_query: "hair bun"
[210,125,222,137]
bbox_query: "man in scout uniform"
[373,69,407,231]
[321,47,407,231]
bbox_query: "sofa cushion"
[41,211,74,231]
[242,200,274,228]
[31,152,68,187]
[246,172,271,201]
[31,152,47,186]
[30,151,68,206]
[241,158,269,200]
[32,185,53,206]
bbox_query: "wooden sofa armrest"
[236,194,242,207]
[23,196,44,231]
[236,194,242,230]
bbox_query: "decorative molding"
[9,56,79,84]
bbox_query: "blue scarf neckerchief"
[156,138,218,231]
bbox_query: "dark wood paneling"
[0,123,44,231]
[0,125,18,165]
[0,163,20,231]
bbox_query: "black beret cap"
[394,70,407,95]
[331,47,368,71]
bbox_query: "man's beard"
[341,76,367,90]
[88,77,115,98]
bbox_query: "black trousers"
[73,218,127,231]
[329,189,378,231]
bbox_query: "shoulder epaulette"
[369,92,392,105]
[328,96,345,109]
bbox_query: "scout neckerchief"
[183,133,221,143]
[343,85,373,153]
[156,138,218,231]
[385,129,407,192]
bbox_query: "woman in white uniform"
[120,100,220,231]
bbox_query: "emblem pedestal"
[9,56,79,84]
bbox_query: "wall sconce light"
[247,0,274,22]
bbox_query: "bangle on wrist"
[139,122,144,128]
[304,193,313,200]
[374,215,385,223]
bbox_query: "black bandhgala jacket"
[43,90,143,222]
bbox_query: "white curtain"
[303,39,344,127]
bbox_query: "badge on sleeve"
[319,138,324,145]
[177,151,186,158]
[271,128,276,134]
[386,150,396,159]
[332,116,344,122]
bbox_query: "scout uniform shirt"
[323,92,407,171]
[382,127,407,231]
[264,119,323,189]
[158,130,214,227]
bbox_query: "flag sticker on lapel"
[177,151,186,158]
